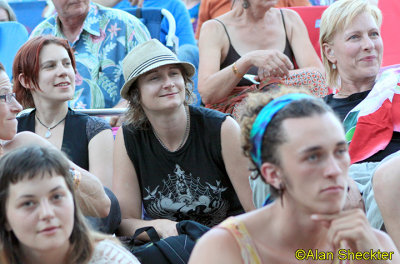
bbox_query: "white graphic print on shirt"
[143,164,229,226]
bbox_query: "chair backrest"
[0,22,29,78]
[379,0,400,67]
[8,0,47,34]
[122,7,177,51]
[286,6,328,59]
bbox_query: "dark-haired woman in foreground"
[0,145,139,264]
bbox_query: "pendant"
[45,129,52,139]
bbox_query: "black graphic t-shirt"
[123,106,244,227]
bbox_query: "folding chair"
[123,7,178,52]
[8,0,47,34]
[0,22,29,78]
[285,6,328,59]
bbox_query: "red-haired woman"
[13,36,119,234]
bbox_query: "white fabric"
[88,239,140,264]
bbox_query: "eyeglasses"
[0,92,16,104]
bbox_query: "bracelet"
[69,168,82,189]
[232,62,244,78]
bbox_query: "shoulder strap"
[213,18,232,46]
[279,9,295,63]
[218,217,262,264]
[280,9,288,36]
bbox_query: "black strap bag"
[122,220,210,264]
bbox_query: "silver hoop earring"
[242,0,250,9]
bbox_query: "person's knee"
[373,166,386,196]
[373,156,400,196]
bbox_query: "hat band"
[127,54,178,81]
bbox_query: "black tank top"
[122,106,244,227]
[17,108,108,170]
[217,9,295,86]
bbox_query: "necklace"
[153,106,190,152]
[36,114,67,139]
[334,91,353,98]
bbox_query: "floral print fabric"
[31,2,150,109]
[205,69,328,120]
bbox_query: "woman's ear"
[322,43,337,64]
[18,73,32,89]
[260,162,282,190]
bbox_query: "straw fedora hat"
[120,39,195,100]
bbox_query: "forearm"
[199,57,252,104]
[70,162,111,217]
[119,218,178,240]
[297,56,325,74]
[114,99,128,109]
[120,218,153,236]
[108,100,128,126]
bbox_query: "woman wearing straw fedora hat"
[113,39,254,239]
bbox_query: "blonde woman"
[321,0,400,248]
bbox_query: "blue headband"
[250,93,313,168]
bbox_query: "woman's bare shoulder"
[4,132,52,153]
[189,227,243,264]
[201,17,227,36]
[280,8,304,25]
[373,229,399,249]
[365,229,400,262]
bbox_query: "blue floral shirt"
[30,2,151,109]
